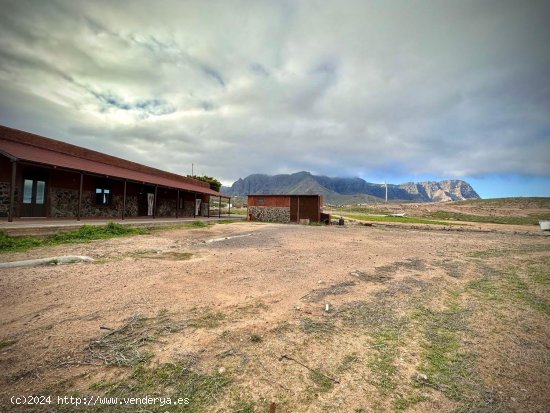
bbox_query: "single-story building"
[247,194,326,223]
[0,125,229,221]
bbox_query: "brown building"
[0,125,227,221]
[247,194,323,223]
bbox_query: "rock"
[0,255,94,269]
[218,367,226,374]
[247,206,290,223]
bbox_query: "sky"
[0,0,549,198]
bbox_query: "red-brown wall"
[248,195,291,207]
[294,196,321,222]
[0,155,11,182]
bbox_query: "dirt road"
[1,222,548,412]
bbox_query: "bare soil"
[356,197,550,218]
[0,219,548,412]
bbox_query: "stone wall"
[200,202,209,217]
[0,183,202,219]
[53,189,139,218]
[248,206,290,223]
[122,195,139,217]
[50,187,79,217]
[182,202,195,217]
[85,193,139,218]
[88,195,138,218]
[0,181,14,217]
[157,198,176,217]
[160,199,199,218]
[81,190,121,218]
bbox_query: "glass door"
[21,174,48,217]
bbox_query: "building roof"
[0,125,226,197]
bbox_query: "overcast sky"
[0,0,549,197]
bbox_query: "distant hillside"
[222,171,480,203]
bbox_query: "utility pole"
[191,163,194,177]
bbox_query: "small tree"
[188,175,222,192]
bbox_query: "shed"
[247,194,323,223]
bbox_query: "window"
[95,187,111,205]
[23,179,33,204]
[35,181,45,204]
[257,198,265,205]
[22,179,45,204]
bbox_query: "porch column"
[153,185,158,218]
[176,190,179,219]
[207,196,210,218]
[193,193,196,218]
[122,179,127,220]
[8,160,16,222]
[219,195,221,218]
[77,172,83,221]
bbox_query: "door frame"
[20,169,49,217]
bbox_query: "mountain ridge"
[222,171,480,203]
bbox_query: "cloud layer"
[0,0,549,185]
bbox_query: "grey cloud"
[249,63,270,77]
[0,0,548,185]
[201,66,225,87]
[91,91,176,118]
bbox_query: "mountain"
[221,171,480,203]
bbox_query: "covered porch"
[0,128,230,222]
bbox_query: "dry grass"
[300,281,357,302]
[84,311,186,367]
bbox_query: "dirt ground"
[0,220,549,412]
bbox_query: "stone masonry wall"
[50,187,79,217]
[200,202,209,217]
[182,202,195,217]
[122,195,139,217]
[1,183,202,219]
[82,192,139,218]
[248,206,290,223]
[50,188,139,218]
[157,198,176,217]
[82,192,122,218]
[0,181,14,217]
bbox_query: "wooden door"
[21,174,48,217]
[290,196,298,222]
